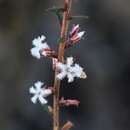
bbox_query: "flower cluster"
[56,57,86,83]
[66,24,85,48]
[29,24,86,104]
[29,25,86,105]
[70,24,85,43]
[28,1,88,130]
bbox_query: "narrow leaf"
[46,6,64,13]
[70,15,89,20]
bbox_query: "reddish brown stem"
[53,1,72,130]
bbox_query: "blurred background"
[0,0,130,130]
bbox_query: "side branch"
[61,121,74,130]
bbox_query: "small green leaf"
[46,6,64,13]
[70,15,89,20]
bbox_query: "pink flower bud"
[65,24,86,48]
[70,24,79,37]
[60,97,80,107]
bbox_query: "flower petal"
[80,71,87,79]
[56,62,64,69]
[67,73,74,83]
[42,89,52,97]
[57,70,67,80]
[29,86,36,94]
[40,42,50,49]
[38,96,47,104]
[34,81,44,90]
[30,47,41,59]
[31,95,38,104]
[40,35,46,41]
[66,57,74,66]
[77,31,85,39]
[70,24,79,36]
[32,35,46,47]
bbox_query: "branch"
[53,1,73,130]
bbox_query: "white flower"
[69,24,85,43]
[30,35,50,59]
[56,57,87,83]
[29,81,52,104]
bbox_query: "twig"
[53,1,72,130]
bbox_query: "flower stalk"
[29,0,87,130]
[53,1,72,130]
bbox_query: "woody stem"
[53,1,72,130]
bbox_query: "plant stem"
[53,1,72,130]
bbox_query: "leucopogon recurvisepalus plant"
[29,0,88,130]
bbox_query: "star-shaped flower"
[30,35,50,59]
[56,57,87,83]
[29,81,52,104]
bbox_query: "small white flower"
[29,81,52,104]
[30,35,50,59]
[56,57,87,83]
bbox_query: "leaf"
[70,15,89,20]
[46,6,64,13]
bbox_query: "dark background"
[0,0,130,130]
